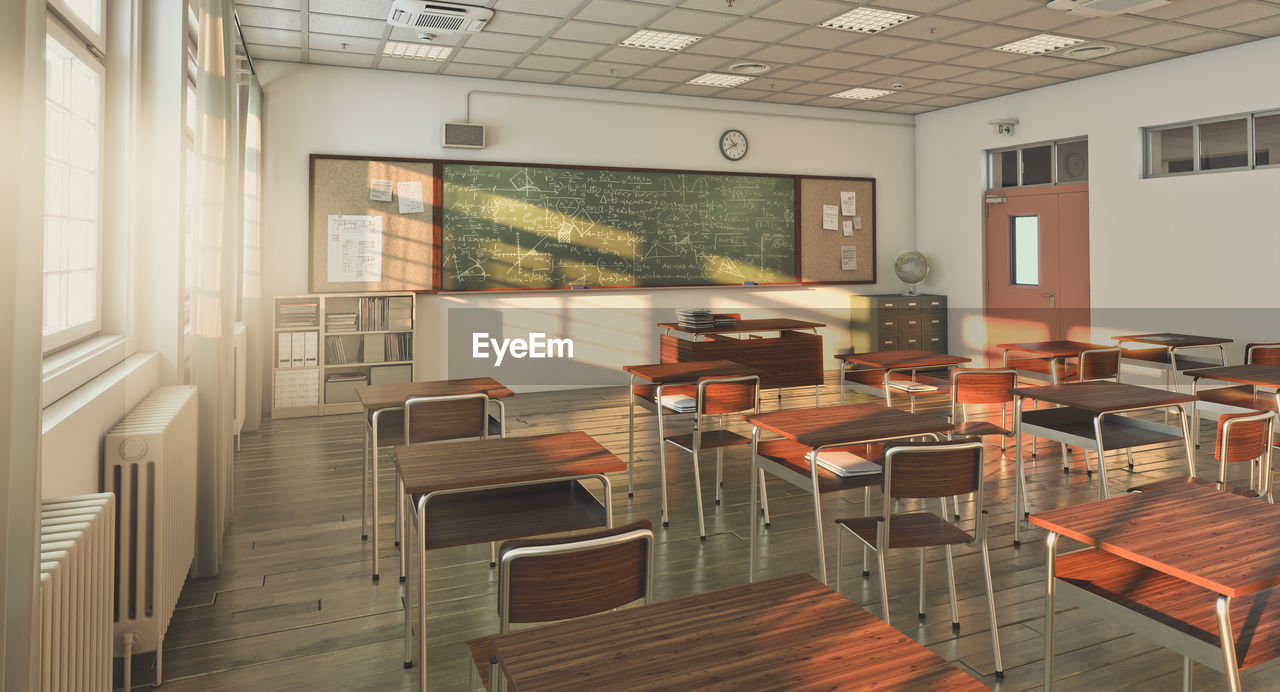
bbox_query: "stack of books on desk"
[805,449,881,477]
[676,308,715,330]
[711,313,737,327]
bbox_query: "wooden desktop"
[656,318,824,390]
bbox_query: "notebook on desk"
[805,450,881,477]
[887,380,938,393]
[659,394,698,413]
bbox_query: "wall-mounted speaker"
[443,122,486,149]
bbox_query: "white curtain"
[189,0,241,577]
[241,75,264,435]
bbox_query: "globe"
[894,251,929,295]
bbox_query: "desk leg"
[814,384,820,408]
[403,496,413,669]
[656,384,669,527]
[839,362,847,405]
[810,457,827,585]
[602,475,614,529]
[1092,415,1110,501]
[1179,404,1196,479]
[399,477,407,583]
[627,374,636,498]
[1044,531,1059,691]
[362,422,370,541]
[1216,595,1241,692]
[749,428,759,583]
[417,496,429,692]
[1013,397,1024,547]
[494,399,506,438]
[371,412,383,581]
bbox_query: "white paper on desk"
[840,245,857,271]
[840,191,857,216]
[397,181,425,214]
[852,216,863,230]
[822,204,839,230]
[327,214,383,282]
[842,220,853,236]
[369,178,393,202]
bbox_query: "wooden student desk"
[1115,332,1230,390]
[483,573,985,691]
[835,349,971,409]
[743,403,953,584]
[657,318,824,397]
[999,340,1112,384]
[354,377,512,580]
[1011,381,1197,546]
[393,430,624,691]
[1032,480,1280,692]
[1187,364,1280,448]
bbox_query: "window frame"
[1253,109,1280,171]
[46,0,106,54]
[987,137,1088,190]
[1144,110,1278,178]
[42,15,106,354]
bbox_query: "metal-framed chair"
[661,374,764,540]
[1067,347,1133,475]
[1214,410,1276,502]
[834,439,1003,679]
[466,520,655,691]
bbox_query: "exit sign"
[993,122,1015,136]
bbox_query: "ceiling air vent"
[1046,0,1170,17]
[387,1,493,33]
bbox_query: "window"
[988,138,1087,189]
[43,18,104,352]
[1011,217,1039,286]
[1144,111,1279,177]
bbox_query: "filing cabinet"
[850,294,947,354]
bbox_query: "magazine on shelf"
[804,449,881,477]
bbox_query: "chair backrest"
[697,374,759,415]
[950,368,1017,406]
[404,392,489,445]
[1076,348,1122,382]
[498,520,654,630]
[1246,343,1280,366]
[882,440,984,501]
[1216,411,1275,464]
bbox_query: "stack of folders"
[805,449,881,477]
[387,297,413,331]
[325,335,348,364]
[278,301,319,328]
[711,313,737,328]
[326,312,358,333]
[658,393,698,413]
[325,372,367,384]
[887,381,939,393]
[676,308,715,330]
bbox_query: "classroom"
[3,0,1280,689]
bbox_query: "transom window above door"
[988,138,1088,190]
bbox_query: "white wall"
[256,63,918,398]
[916,37,1280,365]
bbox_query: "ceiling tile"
[750,77,805,92]
[647,9,738,33]
[1042,61,1119,79]
[240,26,302,47]
[1156,30,1254,53]
[887,103,936,114]
[952,84,1018,99]
[378,57,443,74]
[996,55,1073,73]
[664,83,725,96]
[904,62,975,80]
[1064,15,1155,39]
[842,35,928,56]
[719,18,805,43]
[1092,46,1183,66]
[752,0,851,25]
[943,25,1035,48]
[236,6,301,29]
[552,21,636,44]
[616,78,672,92]
[308,34,380,54]
[577,61,645,77]
[560,73,623,88]
[486,12,561,35]
[858,57,932,75]
[744,44,822,63]
[938,0,1042,22]
[679,0,773,13]
[805,95,859,108]
[765,65,838,82]
[307,49,374,67]
[491,0,585,18]
[654,52,727,70]
[1107,22,1204,46]
[237,0,301,9]
[1138,0,1225,19]
[997,8,1082,31]
[862,75,931,90]
[518,54,584,71]
[881,16,980,41]
[464,31,542,52]
[308,0,390,20]
[788,81,848,95]
[873,0,956,11]
[712,87,773,100]
[443,63,507,78]
[1180,1,1280,30]
[778,27,860,51]
[635,66,702,81]
[307,13,386,38]
[1230,14,1280,37]
[593,46,670,65]
[997,73,1064,90]
[244,44,302,61]
[951,68,1023,85]
[533,39,607,58]
[387,27,462,45]
[683,36,765,57]
[877,90,929,103]
[574,0,666,24]
[817,70,889,87]
[505,68,563,83]
[759,91,816,104]
[451,48,524,67]
[945,48,1022,68]
[913,80,973,94]
[916,93,974,107]
[895,42,976,62]
[801,51,878,69]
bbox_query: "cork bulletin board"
[309,155,438,293]
[798,176,876,284]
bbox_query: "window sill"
[42,334,133,408]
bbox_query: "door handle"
[1041,292,1056,308]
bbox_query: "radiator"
[39,493,115,692]
[102,385,198,685]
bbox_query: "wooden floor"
[142,376,1278,691]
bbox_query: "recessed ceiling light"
[995,33,1086,55]
[620,29,701,52]
[688,72,754,87]
[728,62,772,75]
[382,41,453,61]
[822,7,917,33]
[830,87,893,100]
[1062,44,1118,59]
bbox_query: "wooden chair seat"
[467,636,495,690]
[953,420,1013,438]
[1006,357,1077,381]
[1198,385,1280,413]
[842,369,949,397]
[835,512,973,549]
[755,439,883,492]
[663,429,750,453]
[1056,548,1280,670]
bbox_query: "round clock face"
[1065,152,1086,178]
[719,129,748,161]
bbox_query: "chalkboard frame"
[438,159,803,292]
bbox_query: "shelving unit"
[271,292,415,418]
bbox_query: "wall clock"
[719,129,748,161]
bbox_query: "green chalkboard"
[441,163,796,290]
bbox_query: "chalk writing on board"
[441,165,796,290]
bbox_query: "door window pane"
[1011,216,1039,286]
[1021,145,1052,185]
[1056,139,1088,183]
[1149,126,1193,174]
[1255,113,1280,167]
[1199,118,1248,170]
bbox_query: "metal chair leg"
[862,486,871,577]
[759,469,771,527]
[362,423,369,541]
[1182,657,1193,692]
[489,542,496,569]
[917,546,927,620]
[627,382,635,498]
[658,408,669,528]
[876,548,890,622]
[398,477,407,583]
[691,442,707,541]
[945,544,959,630]
[981,521,1003,678]
[835,528,843,595]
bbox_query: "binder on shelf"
[370,364,412,386]
[291,332,306,368]
[304,332,319,367]
[363,334,385,363]
[277,333,290,367]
